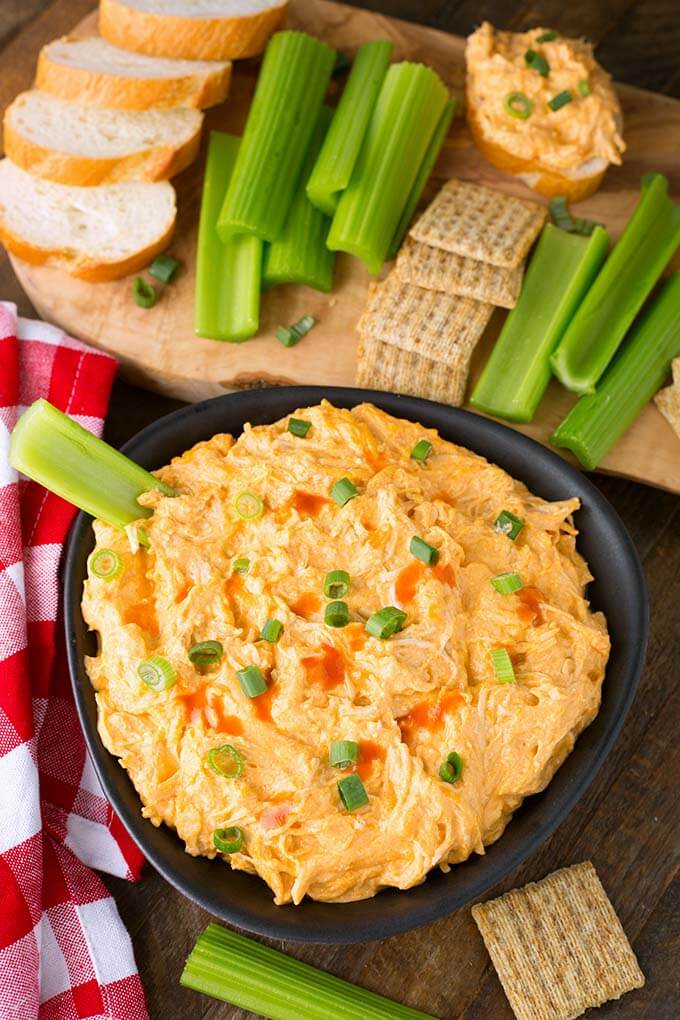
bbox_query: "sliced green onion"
[207,745,244,779]
[548,90,572,112]
[324,600,350,627]
[189,640,223,667]
[232,557,250,575]
[236,665,267,698]
[470,225,609,422]
[337,773,369,811]
[503,91,533,120]
[551,173,680,394]
[524,49,550,76]
[548,197,600,237]
[138,656,177,692]
[276,314,317,348]
[87,548,122,580]
[578,79,591,96]
[365,606,406,639]
[327,62,449,273]
[180,923,437,1019]
[9,399,174,530]
[333,51,352,75]
[552,272,680,469]
[307,40,393,217]
[132,276,157,309]
[439,750,463,784]
[234,491,263,520]
[261,619,284,643]
[330,477,358,506]
[490,647,516,684]
[149,253,180,284]
[491,572,523,595]
[493,510,525,540]
[213,826,244,854]
[287,418,312,437]
[218,32,335,242]
[536,30,559,42]
[409,536,439,566]
[329,739,359,767]
[324,570,350,599]
[410,439,432,462]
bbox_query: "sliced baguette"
[36,35,231,110]
[0,160,176,281]
[4,90,203,187]
[99,0,288,61]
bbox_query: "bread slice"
[99,0,288,61]
[0,160,176,281]
[36,35,231,110]
[4,90,203,187]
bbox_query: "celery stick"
[387,98,456,261]
[470,224,609,423]
[551,272,680,469]
[195,132,262,342]
[551,174,680,394]
[180,924,435,1020]
[9,399,173,529]
[306,40,393,217]
[263,107,335,293]
[326,62,449,274]
[218,32,335,242]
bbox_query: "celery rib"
[9,399,173,529]
[306,40,393,217]
[551,272,680,469]
[470,224,609,423]
[217,32,335,243]
[551,174,680,394]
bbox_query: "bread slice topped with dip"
[465,23,625,201]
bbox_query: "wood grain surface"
[1,2,679,1019]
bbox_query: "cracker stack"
[654,357,680,440]
[356,179,547,405]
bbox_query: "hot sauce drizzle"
[252,683,276,723]
[179,685,244,734]
[291,592,322,619]
[355,740,386,780]
[347,623,368,651]
[518,587,544,626]
[290,491,329,518]
[302,643,345,689]
[432,562,456,586]
[399,690,463,741]
[395,561,426,604]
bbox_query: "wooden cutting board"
[8,0,680,493]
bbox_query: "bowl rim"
[64,386,648,943]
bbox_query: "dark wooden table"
[1,2,679,1018]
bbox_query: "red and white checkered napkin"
[0,302,148,1019]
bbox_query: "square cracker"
[409,178,547,268]
[395,237,523,308]
[355,333,474,406]
[654,357,680,441]
[471,862,644,1020]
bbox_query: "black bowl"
[64,387,647,943]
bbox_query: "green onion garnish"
[236,665,267,698]
[213,826,244,854]
[549,196,600,236]
[330,477,358,506]
[132,276,157,309]
[324,570,350,599]
[288,418,312,437]
[206,744,244,779]
[260,619,283,643]
[234,491,263,520]
[365,606,407,640]
[439,751,463,784]
[490,647,516,684]
[337,773,369,812]
[578,79,591,97]
[410,439,432,463]
[329,740,359,768]
[503,91,533,120]
[548,90,573,112]
[138,656,177,692]
[524,49,550,76]
[232,557,250,575]
[491,572,524,595]
[87,548,122,580]
[275,314,317,348]
[325,600,350,628]
[148,253,181,284]
[188,640,223,667]
[409,536,439,566]
[536,30,559,42]
[493,510,525,540]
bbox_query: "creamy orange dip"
[83,402,609,905]
[466,22,625,174]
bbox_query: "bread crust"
[35,38,232,110]
[99,0,288,61]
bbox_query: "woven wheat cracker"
[395,237,523,308]
[654,357,680,440]
[356,333,474,406]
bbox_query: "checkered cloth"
[0,303,148,1019]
